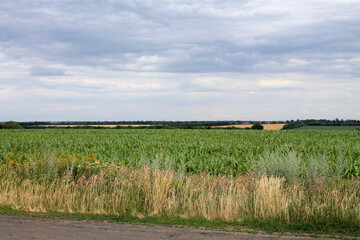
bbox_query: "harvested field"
[40,125,151,128]
[214,124,285,130]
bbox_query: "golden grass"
[40,125,151,128]
[214,124,286,130]
[1,166,359,225]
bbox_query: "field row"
[1,129,359,178]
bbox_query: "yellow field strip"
[213,124,285,130]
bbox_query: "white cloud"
[0,0,359,120]
[287,59,308,67]
[257,80,298,88]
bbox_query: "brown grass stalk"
[0,167,359,225]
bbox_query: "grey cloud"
[0,0,359,121]
[1,0,359,74]
[30,66,66,76]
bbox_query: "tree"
[251,123,264,130]
[1,121,24,129]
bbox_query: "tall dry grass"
[1,165,359,226]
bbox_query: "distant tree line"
[18,120,287,129]
[19,121,248,129]
[5,119,359,130]
[42,125,264,130]
[5,121,267,130]
[0,121,24,129]
[283,119,360,130]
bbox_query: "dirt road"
[0,215,335,240]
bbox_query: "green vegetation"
[1,162,360,237]
[0,129,359,236]
[293,126,360,131]
[20,120,248,129]
[18,120,286,129]
[251,123,264,130]
[283,119,360,130]
[0,129,359,178]
[0,121,23,129]
[1,202,359,237]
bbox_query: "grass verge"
[1,155,359,238]
[0,205,359,239]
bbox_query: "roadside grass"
[0,159,359,238]
[1,205,359,239]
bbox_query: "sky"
[1,0,360,121]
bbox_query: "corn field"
[1,129,359,178]
[0,129,360,230]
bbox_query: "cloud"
[30,66,66,76]
[1,0,359,73]
[257,80,298,88]
[0,0,359,120]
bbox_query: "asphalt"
[0,215,338,240]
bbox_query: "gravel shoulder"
[0,215,338,240]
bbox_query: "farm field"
[214,124,285,130]
[293,125,360,131]
[0,129,360,236]
[1,129,360,176]
[40,124,151,128]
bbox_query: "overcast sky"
[1,0,359,121]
